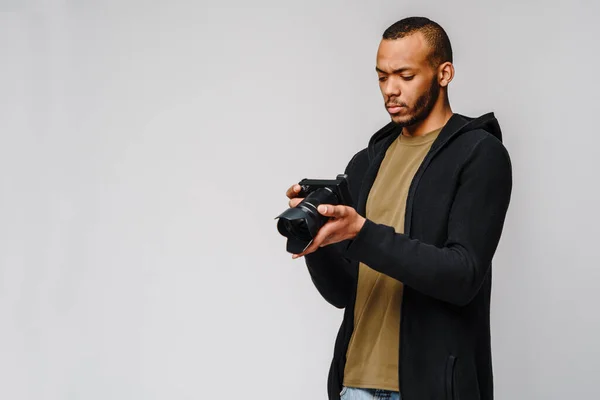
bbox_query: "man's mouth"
[387,105,405,114]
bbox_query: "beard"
[389,76,440,128]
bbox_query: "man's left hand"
[292,204,366,259]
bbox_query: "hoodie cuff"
[344,218,379,261]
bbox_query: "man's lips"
[387,105,405,114]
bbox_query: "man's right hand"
[286,184,304,208]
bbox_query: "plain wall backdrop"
[1,0,599,399]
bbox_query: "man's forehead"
[376,33,431,67]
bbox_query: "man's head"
[377,17,454,127]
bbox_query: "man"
[285,17,512,400]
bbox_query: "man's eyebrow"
[375,66,415,74]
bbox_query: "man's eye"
[378,76,387,82]
[402,76,415,81]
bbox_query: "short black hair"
[382,17,453,68]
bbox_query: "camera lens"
[276,187,339,244]
[276,175,351,254]
[283,219,311,241]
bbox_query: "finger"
[316,219,344,246]
[319,234,335,247]
[317,204,348,218]
[291,216,342,258]
[288,198,303,208]
[286,184,302,199]
[292,225,331,258]
[300,240,319,257]
[304,222,336,251]
[292,240,319,259]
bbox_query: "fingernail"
[318,205,327,213]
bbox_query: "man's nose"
[383,78,401,98]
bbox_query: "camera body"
[296,174,353,206]
[276,174,353,254]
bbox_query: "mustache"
[386,101,408,107]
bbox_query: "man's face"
[376,33,440,127]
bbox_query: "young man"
[286,17,512,400]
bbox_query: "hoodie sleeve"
[344,135,513,307]
[304,239,355,309]
[302,150,365,309]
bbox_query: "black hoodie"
[303,112,512,400]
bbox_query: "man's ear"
[438,62,455,88]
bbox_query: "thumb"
[318,204,335,216]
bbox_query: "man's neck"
[402,104,454,138]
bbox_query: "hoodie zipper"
[397,119,470,396]
[361,115,470,397]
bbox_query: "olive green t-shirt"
[343,127,443,391]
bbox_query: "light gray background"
[1,0,598,399]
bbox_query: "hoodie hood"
[367,112,502,161]
[456,112,502,141]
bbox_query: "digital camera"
[276,174,353,254]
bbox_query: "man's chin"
[390,114,414,126]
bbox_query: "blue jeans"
[340,386,401,400]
